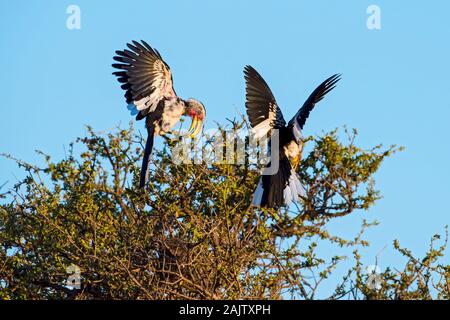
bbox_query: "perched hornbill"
[244,65,341,208]
[112,40,206,188]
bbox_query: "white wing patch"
[251,107,279,140]
[134,95,160,112]
[251,118,272,140]
[140,59,175,111]
[131,60,175,113]
[283,169,305,206]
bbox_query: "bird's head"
[185,98,206,138]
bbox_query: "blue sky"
[1,1,449,295]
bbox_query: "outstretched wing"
[288,74,341,139]
[112,40,176,120]
[244,65,286,139]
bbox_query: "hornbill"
[244,65,341,208]
[112,40,206,188]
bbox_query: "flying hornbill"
[244,65,341,208]
[112,40,206,188]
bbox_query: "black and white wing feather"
[112,40,176,120]
[244,66,286,139]
[288,74,341,140]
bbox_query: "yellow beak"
[186,116,203,138]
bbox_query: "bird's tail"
[139,125,155,189]
[253,154,305,208]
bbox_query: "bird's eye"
[189,110,197,117]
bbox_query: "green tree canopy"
[0,122,448,299]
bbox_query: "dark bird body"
[244,66,341,208]
[112,40,205,188]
